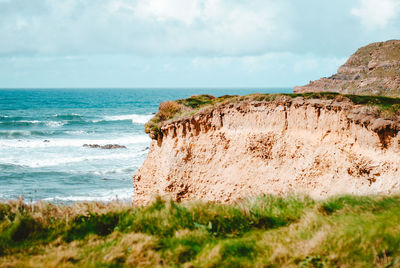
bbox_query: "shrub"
[158,101,182,121]
[177,95,215,108]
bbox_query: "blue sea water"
[0,88,290,203]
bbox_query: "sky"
[0,0,399,88]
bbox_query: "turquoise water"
[0,88,290,203]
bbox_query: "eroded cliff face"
[133,97,400,205]
[294,40,400,96]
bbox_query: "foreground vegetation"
[1,195,400,267]
[145,92,400,139]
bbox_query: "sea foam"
[42,188,133,202]
[102,114,153,124]
[2,151,146,168]
[0,135,150,148]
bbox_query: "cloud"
[0,0,292,57]
[1,0,399,89]
[134,0,202,25]
[191,53,347,77]
[351,0,400,29]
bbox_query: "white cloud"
[191,53,347,77]
[351,0,400,29]
[134,0,202,25]
[0,0,292,57]
[0,0,396,60]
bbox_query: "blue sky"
[1,0,399,88]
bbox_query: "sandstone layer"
[133,96,400,205]
[294,40,400,96]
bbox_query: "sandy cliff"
[294,40,400,96]
[134,95,400,205]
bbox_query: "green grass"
[1,195,400,267]
[144,94,236,139]
[145,92,400,139]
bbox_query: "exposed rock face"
[294,40,400,96]
[133,97,400,205]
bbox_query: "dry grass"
[158,101,182,121]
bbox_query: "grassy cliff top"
[346,40,400,67]
[145,92,400,139]
[1,195,400,267]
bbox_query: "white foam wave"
[45,121,65,127]
[3,151,146,168]
[65,130,88,135]
[21,120,40,124]
[0,135,150,149]
[102,114,153,124]
[91,167,136,175]
[0,120,65,127]
[53,113,81,117]
[42,188,133,202]
[0,130,55,137]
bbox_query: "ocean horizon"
[0,88,291,203]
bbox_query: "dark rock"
[83,144,101,148]
[101,144,127,149]
[83,144,127,149]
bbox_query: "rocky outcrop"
[294,40,400,96]
[133,96,400,205]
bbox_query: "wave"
[42,188,133,203]
[53,113,83,120]
[45,121,65,127]
[91,167,137,176]
[1,150,147,168]
[0,163,21,170]
[0,135,150,149]
[0,121,42,127]
[0,130,57,138]
[100,114,153,124]
[64,130,91,135]
[0,114,152,128]
[0,116,24,122]
[0,120,65,128]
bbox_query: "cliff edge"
[134,93,400,205]
[294,40,400,96]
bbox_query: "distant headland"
[294,40,400,96]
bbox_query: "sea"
[0,88,290,203]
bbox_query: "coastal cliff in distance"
[294,40,400,96]
[133,93,400,205]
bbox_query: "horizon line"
[0,86,294,90]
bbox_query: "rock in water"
[101,144,127,149]
[83,144,127,149]
[294,40,400,96]
[83,144,101,148]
